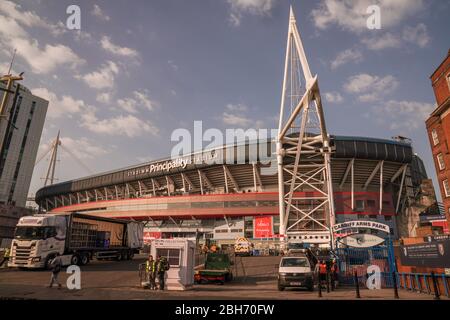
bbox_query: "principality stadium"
[33,8,431,250]
[35,135,428,248]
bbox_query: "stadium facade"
[35,135,428,248]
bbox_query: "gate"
[334,239,396,288]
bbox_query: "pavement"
[0,255,446,300]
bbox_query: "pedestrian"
[0,247,10,267]
[318,260,327,289]
[157,255,170,290]
[48,254,62,289]
[146,255,157,290]
[331,259,339,289]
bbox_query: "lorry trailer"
[8,213,143,269]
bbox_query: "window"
[437,153,445,170]
[367,200,376,208]
[385,216,392,221]
[355,200,364,212]
[432,129,439,146]
[369,215,377,219]
[443,180,450,197]
[156,248,181,267]
[447,74,450,91]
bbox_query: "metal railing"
[397,272,450,298]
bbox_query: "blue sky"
[0,0,449,198]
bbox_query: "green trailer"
[194,253,233,284]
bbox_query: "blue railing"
[397,272,450,298]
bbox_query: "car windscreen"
[15,226,56,240]
[281,257,310,267]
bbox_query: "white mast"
[277,6,335,249]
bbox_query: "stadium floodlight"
[277,6,336,249]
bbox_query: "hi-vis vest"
[319,264,327,274]
[146,260,156,273]
[4,248,10,258]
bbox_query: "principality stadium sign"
[127,151,218,177]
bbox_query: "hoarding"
[253,216,273,239]
[399,239,450,268]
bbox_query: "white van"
[277,255,314,291]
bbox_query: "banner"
[333,220,390,233]
[399,239,450,268]
[143,231,161,244]
[253,216,273,239]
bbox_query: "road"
[0,255,444,300]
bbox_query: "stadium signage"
[127,151,218,177]
[338,234,385,248]
[333,221,390,233]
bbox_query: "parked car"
[277,255,314,291]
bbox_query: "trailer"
[8,213,143,269]
[194,253,233,285]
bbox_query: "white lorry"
[8,213,143,269]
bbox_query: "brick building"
[425,49,450,232]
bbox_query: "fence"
[335,242,396,288]
[397,272,450,298]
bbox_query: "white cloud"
[117,97,138,114]
[372,100,435,131]
[331,48,363,69]
[222,112,252,127]
[92,4,111,21]
[311,0,424,33]
[59,137,110,160]
[220,103,266,128]
[78,61,119,90]
[344,73,399,102]
[81,112,159,138]
[0,12,83,74]
[361,32,401,50]
[168,60,179,71]
[225,103,248,112]
[227,0,277,27]
[101,36,139,58]
[32,88,88,119]
[0,0,65,36]
[403,23,430,48]
[117,90,156,113]
[325,92,344,104]
[96,92,112,104]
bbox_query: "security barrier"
[397,272,450,298]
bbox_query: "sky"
[0,0,449,200]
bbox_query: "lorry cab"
[277,255,314,291]
[9,213,143,269]
[9,215,67,268]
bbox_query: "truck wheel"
[128,252,134,260]
[278,284,285,291]
[71,254,80,266]
[80,254,90,266]
[116,253,123,261]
